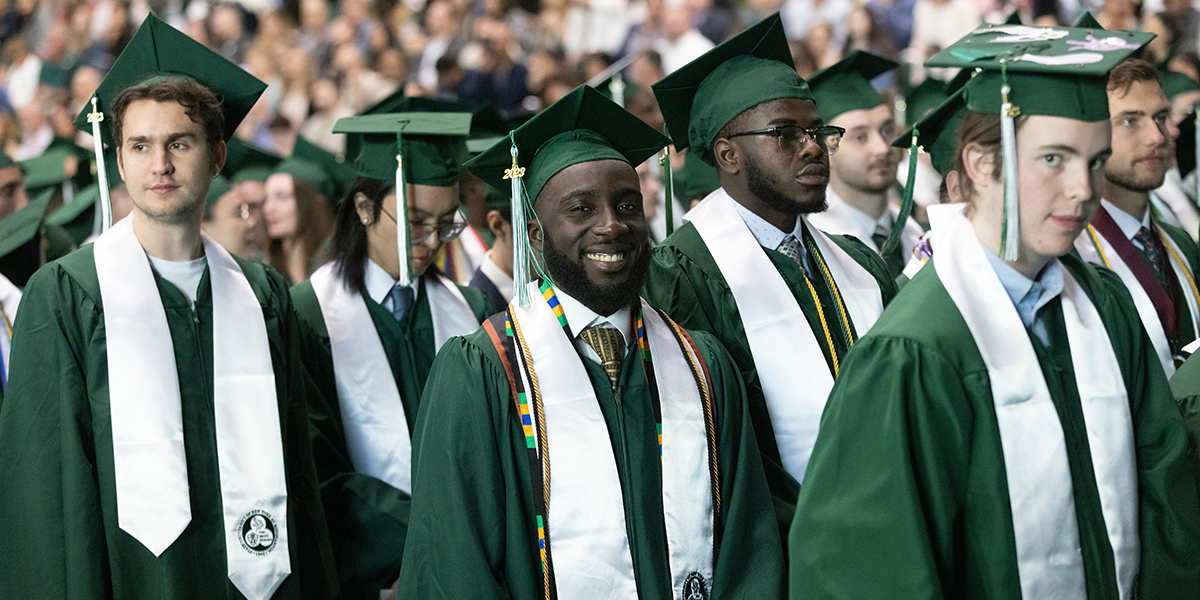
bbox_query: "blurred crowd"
[3,0,1200,171]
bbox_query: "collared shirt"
[480,251,514,301]
[730,197,810,273]
[982,244,1064,347]
[364,258,420,312]
[554,288,634,365]
[1102,198,1152,250]
[809,187,894,252]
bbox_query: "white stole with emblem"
[685,188,884,482]
[935,209,1138,600]
[95,217,290,600]
[425,272,482,350]
[509,283,714,599]
[310,262,413,493]
[1075,223,1200,377]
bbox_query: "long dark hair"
[331,176,393,294]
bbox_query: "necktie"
[872,222,905,275]
[776,234,807,276]
[1134,226,1167,283]
[387,284,415,323]
[579,325,625,389]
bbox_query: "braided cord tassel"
[506,133,534,308]
[87,96,114,232]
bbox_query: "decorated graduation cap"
[332,110,471,287]
[653,12,810,165]
[465,84,668,307]
[293,136,356,202]
[922,23,1151,260]
[808,51,899,124]
[223,138,281,184]
[72,13,266,233]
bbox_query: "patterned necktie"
[579,325,625,390]
[1134,226,1167,283]
[387,284,415,323]
[776,234,807,277]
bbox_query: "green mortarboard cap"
[206,175,233,209]
[892,86,967,177]
[1075,11,1103,29]
[1162,70,1200,100]
[345,94,470,165]
[904,78,949,125]
[465,84,669,205]
[224,138,282,184]
[808,51,899,123]
[19,149,72,192]
[293,136,356,201]
[926,24,1153,122]
[484,183,509,211]
[468,135,505,156]
[673,155,722,203]
[0,188,52,260]
[467,103,510,138]
[274,157,332,200]
[39,64,71,89]
[73,14,267,147]
[334,111,471,186]
[652,12,811,164]
[47,184,100,245]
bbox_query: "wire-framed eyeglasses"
[379,207,467,244]
[725,124,846,156]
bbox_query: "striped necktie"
[579,325,625,389]
[776,234,807,276]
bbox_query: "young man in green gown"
[398,84,783,599]
[791,25,1200,599]
[645,13,897,532]
[0,16,340,600]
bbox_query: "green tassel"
[507,133,534,308]
[882,125,919,258]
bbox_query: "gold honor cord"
[798,234,859,377]
[1086,225,1113,270]
[1159,229,1200,312]
[508,313,554,599]
[662,313,721,537]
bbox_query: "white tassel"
[999,83,1021,262]
[88,96,114,232]
[506,142,533,308]
[395,150,412,286]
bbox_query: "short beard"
[745,154,826,215]
[540,234,650,316]
[1105,163,1166,194]
[135,196,206,226]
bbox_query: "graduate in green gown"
[399,84,783,599]
[791,26,1200,600]
[645,13,898,533]
[0,16,340,600]
[1073,57,1200,378]
[290,103,498,599]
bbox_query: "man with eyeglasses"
[646,13,898,537]
[202,175,267,260]
[290,103,500,599]
[1074,57,1200,378]
[807,52,925,278]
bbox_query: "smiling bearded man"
[396,84,783,600]
[644,13,898,538]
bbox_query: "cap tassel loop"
[661,146,675,238]
[882,125,919,259]
[506,133,534,308]
[999,65,1021,262]
[88,95,114,232]
[395,130,413,287]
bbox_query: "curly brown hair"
[111,77,224,155]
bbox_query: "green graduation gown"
[291,274,497,599]
[397,322,784,599]
[643,220,898,531]
[1158,220,1200,353]
[790,255,1200,600]
[0,246,342,600]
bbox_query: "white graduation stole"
[310,262,413,493]
[0,273,20,386]
[95,217,290,600]
[685,188,884,482]
[934,209,1138,600]
[1075,223,1200,377]
[424,272,483,350]
[508,283,715,599]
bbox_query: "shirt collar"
[817,186,893,241]
[982,243,1064,329]
[553,287,634,348]
[730,196,804,249]
[481,251,514,301]
[1101,198,1151,241]
[364,259,420,304]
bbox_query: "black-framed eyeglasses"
[379,207,467,244]
[726,124,846,156]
